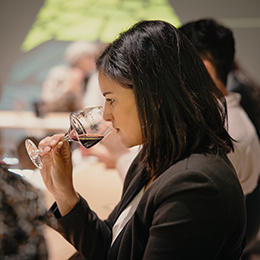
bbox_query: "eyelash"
[106,98,115,105]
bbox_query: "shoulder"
[160,152,237,182]
[138,153,245,229]
[147,153,243,204]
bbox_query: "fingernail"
[50,140,57,146]
[43,146,51,153]
[57,141,63,149]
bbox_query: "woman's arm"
[39,134,79,216]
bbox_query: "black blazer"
[48,152,246,260]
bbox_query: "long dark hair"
[96,20,233,179]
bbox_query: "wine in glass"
[25,106,113,169]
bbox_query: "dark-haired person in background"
[38,20,246,259]
[179,18,260,259]
[0,164,48,258]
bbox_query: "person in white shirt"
[179,18,260,256]
[225,93,260,194]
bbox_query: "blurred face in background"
[76,55,96,76]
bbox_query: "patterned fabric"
[0,165,48,259]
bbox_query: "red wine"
[77,134,104,149]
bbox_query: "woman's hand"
[39,134,79,216]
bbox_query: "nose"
[102,103,112,122]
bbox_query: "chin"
[120,135,142,149]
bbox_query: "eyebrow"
[103,91,113,97]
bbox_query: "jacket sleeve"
[46,156,141,260]
[47,194,120,260]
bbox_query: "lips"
[112,123,119,133]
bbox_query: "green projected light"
[22,0,181,52]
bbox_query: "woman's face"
[98,72,142,148]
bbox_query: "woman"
[39,20,246,259]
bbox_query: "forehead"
[98,72,134,98]
[98,72,114,92]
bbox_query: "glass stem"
[63,133,71,142]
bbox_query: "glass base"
[25,139,43,169]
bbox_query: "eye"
[106,98,115,105]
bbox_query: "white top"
[226,93,260,195]
[111,187,145,245]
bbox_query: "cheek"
[115,109,137,133]
[125,112,142,144]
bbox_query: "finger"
[54,140,71,157]
[42,146,51,154]
[39,136,51,149]
[38,136,52,155]
[39,134,63,150]
[53,140,72,169]
[49,134,65,148]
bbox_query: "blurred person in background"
[41,41,102,113]
[227,61,260,140]
[179,18,260,259]
[227,61,260,260]
[41,64,82,113]
[179,18,260,196]
[0,165,48,259]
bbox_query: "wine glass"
[25,106,113,169]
